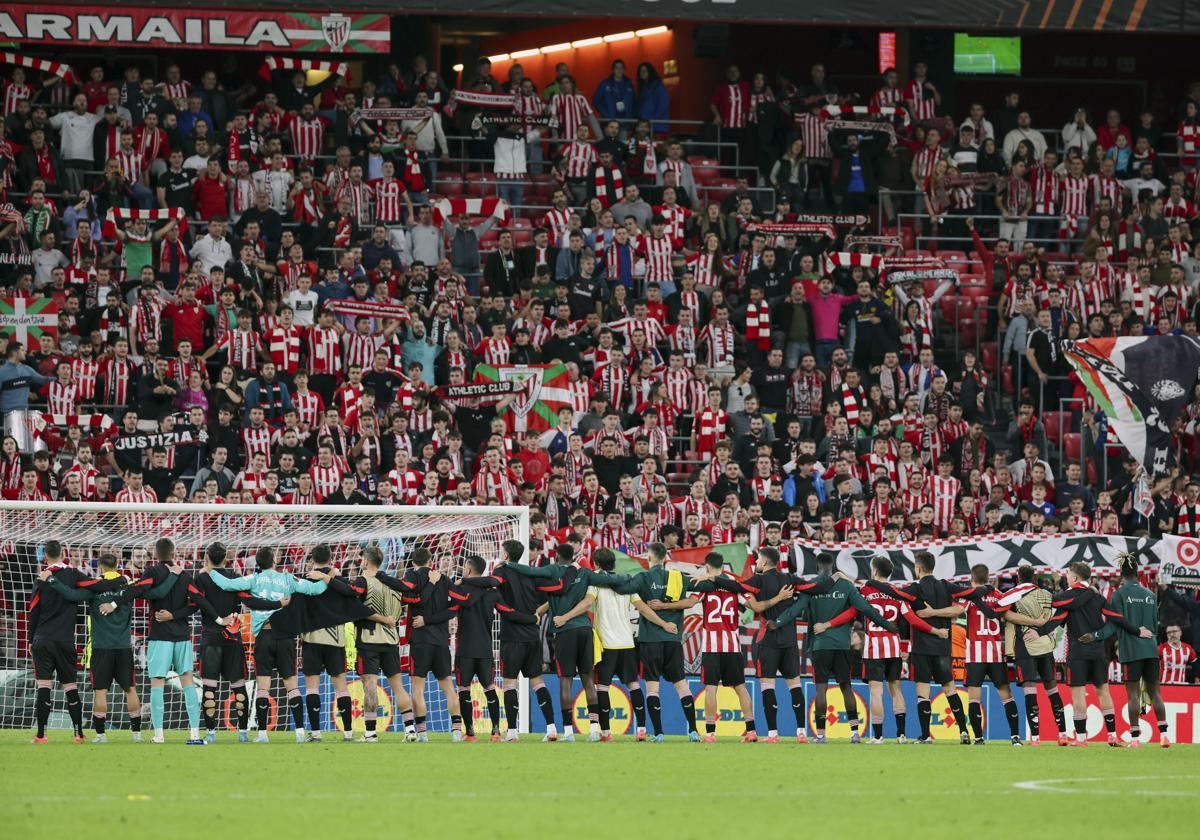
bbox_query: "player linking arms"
[209,548,330,742]
[40,550,142,742]
[1026,561,1151,746]
[589,548,649,740]
[998,565,1068,746]
[191,542,286,742]
[402,547,467,741]
[775,554,896,744]
[352,545,418,742]
[953,564,1024,745]
[1085,554,1170,747]
[451,556,505,741]
[504,543,631,741]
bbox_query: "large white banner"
[783,532,1200,587]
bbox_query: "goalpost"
[0,501,530,735]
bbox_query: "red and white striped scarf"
[430,197,510,226]
[822,251,883,276]
[1115,220,1143,262]
[260,57,348,82]
[745,301,771,348]
[1,52,75,84]
[403,148,424,191]
[841,383,861,426]
[102,207,187,239]
[593,163,623,207]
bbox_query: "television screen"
[953,33,1021,75]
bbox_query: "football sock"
[647,695,663,735]
[451,714,464,733]
[1024,692,1040,736]
[918,698,932,739]
[843,688,860,732]
[233,686,249,731]
[680,695,697,733]
[630,687,647,730]
[92,712,106,735]
[150,686,165,732]
[458,691,475,736]
[762,688,778,735]
[895,711,907,738]
[560,705,573,730]
[415,715,427,733]
[65,688,83,735]
[182,684,200,732]
[1004,699,1020,738]
[364,715,377,734]
[287,689,304,732]
[336,692,352,732]
[872,722,884,740]
[946,693,968,733]
[201,683,218,731]
[306,692,322,733]
[596,690,610,733]
[1103,711,1116,734]
[504,689,520,731]
[535,686,556,729]
[35,687,51,738]
[968,701,984,739]
[1049,692,1066,734]
[706,721,717,735]
[399,709,415,731]
[1158,721,1168,734]
[1074,715,1088,737]
[485,689,501,733]
[256,696,270,731]
[790,686,805,731]
[129,712,141,732]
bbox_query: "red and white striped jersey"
[233,469,265,494]
[1089,174,1123,215]
[1159,641,1197,685]
[343,331,383,371]
[242,424,272,461]
[162,80,192,100]
[655,204,691,248]
[566,379,591,416]
[472,467,517,504]
[62,463,99,499]
[215,328,261,371]
[1031,165,1059,214]
[594,524,629,551]
[930,475,961,533]
[287,116,326,162]
[699,588,742,654]
[912,145,943,182]
[3,80,31,115]
[839,515,877,540]
[964,589,1005,663]
[335,180,372,226]
[266,325,304,374]
[686,252,723,289]
[44,381,77,415]
[1059,174,1089,217]
[794,112,831,159]
[97,357,135,406]
[561,140,597,179]
[712,82,749,129]
[593,363,629,412]
[861,584,914,660]
[638,234,674,284]
[475,336,511,367]
[309,462,344,497]
[662,368,692,411]
[371,178,408,224]
[904,78,937,120]
[549,93,595,141]
[115,148,146,182]
[292,390,324,428]
[543,208,573,244]
[306,326,343,375]
[697,322,736,368]
[871,86,903,109]
[71,357,99,401]
[693,408,728,456]
[115,487,158,532]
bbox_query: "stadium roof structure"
[42,0,1196,33]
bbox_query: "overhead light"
[604,31,635,42]
[635,26,669,36]
[541,42,571,54]
[571,37,602,48]
[452,63,464,73]
[487,53,510,63]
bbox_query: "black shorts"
[302,642,347,676]
[1016,654,1056,686]
[554,628,594,679]
[254,629,297,678]
[638,640,685,683]
[1067,657,1107,687]
[702,651,745,687]
[32,640,77,683]
[90,648,135,690]
[596,647,639,686]
[357,644,403,678]
[755,644,801,680]
[200,643,247,683]
[910,653,954,685]
[863,657,903,683]
[456,655,495,686]
[966,661,1009,688]
[410,643,452,680]
[812,649,852,684]
[499,640,542,680]
[1122,658,1159,685]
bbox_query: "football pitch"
[1,732,1196,839]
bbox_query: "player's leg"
[756,647,780,740]
[595,651,616,740]
[868,679,884,741]
[1039,657,1067,744]
[410,674,428,737]
[734,683,756,741]
[173,639,202,742]
[888,663,907,742]
[966,666,985,743]
[31,641,56,743]
[92,688,109,741]
[528,674,557,740]
[441,673,464,739]
[89,650,111,741]
[124,686,143,740]
[222,642,249,741]
[833,654,860,742]
[1096,674,1117,745]
[785,676,805,742]
[199,645,221,741]
[994,668,1020,742]
[360,671,381,742]
[454,661,476,740]
[55,642,84,742]
[330,671,352,740]
[1068,664,1089,744]
[254,674,273,742]
[581,670,602,741]
[724,653,754,742]
[282,674,306,741]
[145,639,172,742]
[811,652,832,742]
[939,664,970,743]
[1141,665,1169,746]
[482,676,502,741]
[301,643,324,739]
[666,642,697,740]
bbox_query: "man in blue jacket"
[0,340,51,413]
[593,61,636,124]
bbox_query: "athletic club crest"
[497,366,541,424]
[320,14,353,52]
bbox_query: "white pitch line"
[1013,775,1200,797]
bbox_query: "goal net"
[0,501,529,735]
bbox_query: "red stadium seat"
[511,216,533,229]
[1042,410,1068,444]
[939,294,962,323]
[1063,433,1081,460]
[980,342,998,371]
[1002,365,1014,395]
[513,229,533,247]
[436,178,464,197]
[704,178,737,203]
[690,157,720,184]
[900,228,916,251]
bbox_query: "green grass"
[2,731,1196,838]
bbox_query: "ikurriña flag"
[472,363,571,433]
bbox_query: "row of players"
[28,536,1170,746]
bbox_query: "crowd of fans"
[0,49,1198,571]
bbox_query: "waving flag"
[0,297,58,349]
[473,363,571,433]
[1064,336,1200,474]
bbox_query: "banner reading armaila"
[0,6,390,53]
